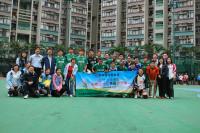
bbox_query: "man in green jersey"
[76,49,88,72]
[65,48,77,64]
[103,53,113,66]
[55,49,66,73]
[93,58,108,72]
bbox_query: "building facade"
[0,0,199,51]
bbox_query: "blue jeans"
[65,77,75,95]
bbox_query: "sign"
[76,71,138,97]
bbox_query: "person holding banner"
[64,58,78,97]
[134,69,147,99]
[109,61,117,71]
[117,60,128,71]
[92,58,108,72]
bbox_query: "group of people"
[6,46,176,99]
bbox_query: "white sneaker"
[153,96,156,99]
[24,95,28,99]
[134,95,137,99]
[70,95,73,97]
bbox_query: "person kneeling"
[23,66,40,99]
[38,68,52,96]
[52,68,65,97]
[6,64,22,97]
[134,69,147,99]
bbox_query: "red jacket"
[146,66,159,80]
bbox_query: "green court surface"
[0,80,200,133]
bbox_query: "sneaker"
[134,95,137,99]
[70,95,73,97]
[48,94,51,97]
[153,96,156,99]
[8,94,11,97]
[24,95,28,99]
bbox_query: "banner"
[76,71,138,97]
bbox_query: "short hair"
[28,65,34,69]
[58,49,63,52]
[71,58,76,62]
[35,46,40,50]
[56,68,61,72]
[12,64,19,69]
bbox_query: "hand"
[158,75,161,78]
[45,85,50,88]
[28,81,33,85]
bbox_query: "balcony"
[0,36,9,42]
[0,23,10,29]
[127,34,144,40]
[17,21,30,31]
[101,36,116,41]
[40,40,58,46]
[174,31,194,36]
[40,29,59,36]
[71,34,86,40]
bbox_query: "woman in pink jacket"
[52,68,65,97]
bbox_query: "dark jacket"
[23,72,38,87]
[42,56,56,75]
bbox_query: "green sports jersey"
[65,53,77,63]
[93,63,108,72]
[142,61,150,73]
[55,56,66,72]
[76,55,88,72]
[103,58,113,66]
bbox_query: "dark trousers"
[161,76,168,97]
[8,87,18,96]
[34,68,42,78]
[166,79,174,98]
[23,83,39,97]
[158,77,164,97]
[65,77,76,96]
[40,87,50,96]
[51,89,65,97]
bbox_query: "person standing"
[65,47,77,64]
[42,48,56,75]
[76,49,88,72]
[87,49,97,73]
[55,49,66,73]
[16,51,28,72]
[146,61,159,98]
[64,58,78,97]
[167,58,176,99]
[29,47,43,77]
[157,58,165,98]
